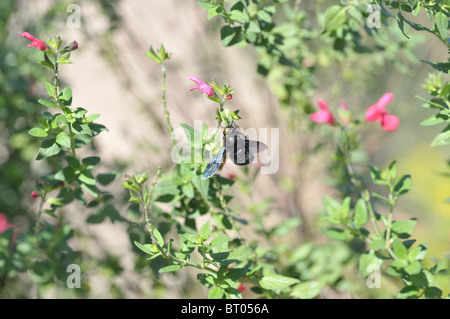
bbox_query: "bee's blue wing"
[203,147,226,179]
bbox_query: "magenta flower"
[20,32,47,51]
[188,76,214,97]
[0,213,17,243]
[378,113,399,132]
[365,93,399,131]
[310,99,335,125]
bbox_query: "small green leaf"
[85,114,100,123]
[159,264,182,273]
[38,99,58,108]
[359,251,383,278]
[393,174,412,195]
[97,173,117,186]
[319,227,346,240]
[192,175,209,201]
[82,156,100,167]
[79,171,96,185]
[153,179,179,195]
[134,241,157,255]
[198,221,211,241]
[28,128,48,138]
[393,239,409,260]
[391,219,417,238]
[431,127,450,146]
[434,11,448,40]
[397,286,419,298]
[45,81,55,98]
[153,229,164,247]
[36,138,61,160]
[56,132,71,148]
[404,260,422,275]
[59,87,72,102]
[354,199,368,227]
[290,281,323,299]
[323,6,346,33]
[181,183,194,198]
[260,274,300,290]
[208,287,224,299]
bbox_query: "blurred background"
[1,0,448,298]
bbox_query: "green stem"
[161,62,175,146]
[34,191,47,238]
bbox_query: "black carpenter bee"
[203,123,268,179]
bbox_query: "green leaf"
[56,132,71,148]
[393,239,409,260]
[323,6,346,33]
[82,156,100,168]
[85,114,100,123]
[153,229,164,247]
[420,114,447,126]
[404,260,422,275]
[59,87,72,102]
[431,127,450,146]
[322,196,341,223]
[28,127,48,138]
[391,219,417,238]
[80,183,100,198]
[210,234,231,251]
[192,175,209,201]
[434,11,448,40]
[159,264,182,273]
[153,179,179,195]
[45,81,55,98]
[290,281,323,299]
[319,227,346,240]
[260,274,300,290]
[409,243,427,262]
[230,10,249,23]
[38,53,54,69]
[36,138,61,160]
[358,251,383,278]
[198,221,211,241]
[97,173,117,186]
[207,6,223,20]
[38,98,58,108]
[353,199,368,227]
[134,241,157,255]
[257,10,272,23]
[397,286,419,298]
[86,209,106,224]
[79,170,96,185]
[393,174,412,195]
[71,122,92,136]
[181,183,194,198]
[208,287,224,299]
[220,25,242,46]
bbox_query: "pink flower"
[188,76,214,97]
[310,99,335,125]
[20,32,47,51]
[238,282,245,293]
[378,113,399,132]
[226,94,232,100]
[0,213,17,242]
[365,93,399,131]
[31,191,39,199]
